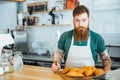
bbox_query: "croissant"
[61,66,105,77]
[66,69,84,77]
[94,68,105,76]
[84,70,94,76]
[61,67,71,74]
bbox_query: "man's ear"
[73,17,75,22]
[88,18,91,22]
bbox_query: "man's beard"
[74,26,89,42]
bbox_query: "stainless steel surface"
[23,54,53,67]
[23,54,53,62]
[107,46,120,58]
[25,26,73,56]
[13,31,28,53]
[95,61,120,69]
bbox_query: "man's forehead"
[74,13,88,19]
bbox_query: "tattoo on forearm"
[54,49,64,63]
[101,53,111,67]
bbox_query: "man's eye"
[76,19,79,22]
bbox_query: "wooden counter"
[0,65,63,80]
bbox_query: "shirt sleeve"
[97,34,106,54]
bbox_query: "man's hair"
[73,5,89,17]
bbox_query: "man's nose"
[79,21,84,26]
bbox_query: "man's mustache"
[77,26,86,30]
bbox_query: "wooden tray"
[57,71,106,80]
[57,72,93,80]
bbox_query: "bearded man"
[51,5,111,73]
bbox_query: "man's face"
[73,12,90,41]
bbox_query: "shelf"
[7,0,25,2]
[21,9,72,14]
[56,9,73,12]
[25,24,71,27]
[34,9,72,14]
[22,9,72,14]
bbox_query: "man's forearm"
[101,51,112,72]
[102,56,111,72]
[53,49,63,63]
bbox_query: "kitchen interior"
[0,0,120,80]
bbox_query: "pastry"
[94,68,105,76]
[61,67,71,74]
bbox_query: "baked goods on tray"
[61,66,105,77]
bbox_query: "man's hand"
[52,49,63,72]
[51,61,61,73]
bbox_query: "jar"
[13,51,23,70]
[0,52,14,73]
[4,64,14,73]
[0,66,4,75]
